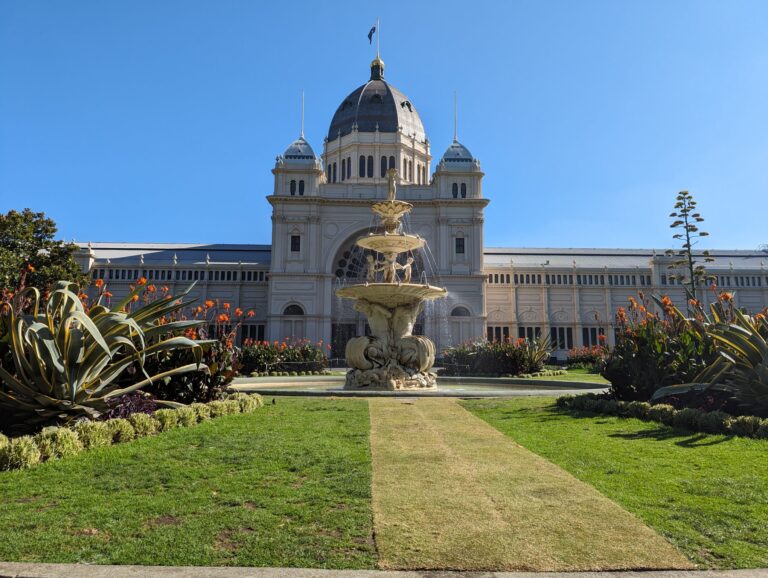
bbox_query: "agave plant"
[0,281,208,427]
[652,309,768,416]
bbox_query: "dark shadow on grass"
[609,428,731,447]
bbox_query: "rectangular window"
[455,237,465,254]
[291,235,301,252]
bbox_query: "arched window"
[283,304,304,315]
[347,157,351,179]
[452,183,458,198]
[341,159,346,181]
[289,180,296,195]
[367,155,374,177]
[388,155,395,170]
[460,183,467,198]
[332,162,337,183]
[451,306,471,317]
[326,164,331,181]
[359,155,366,177]
[380,155,387,177]
[298,180,305,195]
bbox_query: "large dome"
[327,57,426,143]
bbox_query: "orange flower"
[161,286,169,293]
[147,285,156,293]
[218,313,229,323]
[234,307,243,317]
[616,307,628,325]
[628,296,638,310]
[598,334,606,342]
[223,302,231,310]
[94,278,104,289]
[137,277,147,286]
[78,292,88,301]
[721,292,734,302]
[131,295,139,302]
[661,296,672,308]
[103,291,113,298]
[689,298,699,308]
[205,299,215,309]
[247,310,255,318]
[226,339,233,349]
[26,264,35,273]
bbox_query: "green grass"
[0,399,376,568]
[463,397,768,569]
[545,368,609,384]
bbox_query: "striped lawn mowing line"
[368,398,694,572]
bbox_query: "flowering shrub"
[241,338,329,374]
[566,345,607,371]
[441,337,551,377]
[602,291,718,401]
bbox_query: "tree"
[665,191,714,299]
[0,209,88,291]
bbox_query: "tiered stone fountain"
[336,169,447,390]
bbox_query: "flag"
[368,25,376,44]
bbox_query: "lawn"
[543,368,609,384]
[0,399,376,568]
[463,397,768,569]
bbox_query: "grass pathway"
[368,398,693,571]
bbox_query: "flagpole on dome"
[376,16,380,58]
[300,89,305,139]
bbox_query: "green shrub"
[626,401,651,420]
[647,404,677,426]
[672,407,705,431]
[226,392,264,413]
[756,420,768,439]
[0,436,42,470]
[222,399,242,414]
[72,421,112,449]
[35,427,83,461]
[105,418,136,443]
[600,399,619,415]
[175,406,198,427]
[154,409,179,431]
[729,415,762,437]
[0,433,8,451]
[128,413,160,437]
[697,410,732,434]
[190,403,212,422]
[207,400,228,418]
[555,395,574,409]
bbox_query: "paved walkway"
[1,562,766,578]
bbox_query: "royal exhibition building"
[75,57,768,361]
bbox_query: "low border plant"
[557,393,768,439]
[0,392,264,472]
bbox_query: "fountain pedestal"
[335,169,447,391]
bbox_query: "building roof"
[81,243,272,266]
[327,58,425,142]
[483,247,768,271]
[282,136,317,161]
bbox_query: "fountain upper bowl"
[335,283,447,307]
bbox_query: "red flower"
[94,279,104,289]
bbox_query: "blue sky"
[1,0,766,250]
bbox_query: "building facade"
[77,59,768,360]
